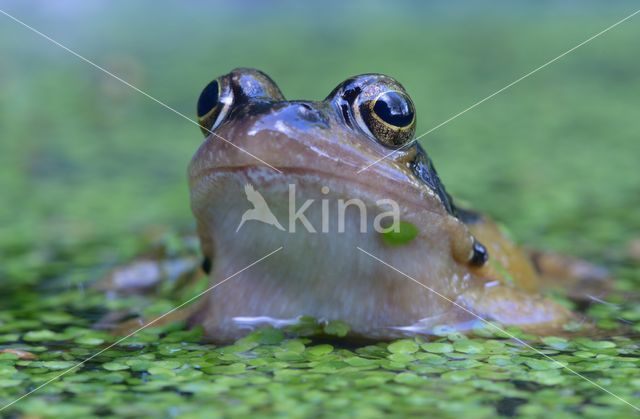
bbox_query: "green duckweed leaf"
[103,362,130,371]
[323,321,350,337]
[388,340,419,354]
[453,340,484,354]
[380,221,420,246]
[421,342,454,353]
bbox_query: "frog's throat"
[189,166,490,342]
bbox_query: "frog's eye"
[197,77,234,136]
[371,91,415,128]
[328,74,417,148]
[197,69,285,137]
[357,90,416,148]
[197,78,233,136]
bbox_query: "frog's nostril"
[296,103,326,125]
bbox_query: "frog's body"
[186,68,609,343]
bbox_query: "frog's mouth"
[188,129,447,218]
[188,119,423,189]
[192,164,444,213]
[190,163,431,241]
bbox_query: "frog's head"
[189,68,457,218]
[186,69,500,341]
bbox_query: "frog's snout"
[265,101,330,130]
[292,102,326,124]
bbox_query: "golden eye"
[361,90,416,148]
[196,69,285,137]
[372,91,415,128]
[197,78,231,136]
[329,75,417,149]
[197,79,220,120]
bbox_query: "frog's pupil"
[197,80,219,117]
[373,92,413,127]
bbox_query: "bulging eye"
[372,91,415,128]
[196,77,233,136]
[359,89,416,148]
[196,68,285,137]
[197,79,219,120]
[328,74,417,148]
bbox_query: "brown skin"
[182,68,610,343]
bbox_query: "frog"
[183,68,611,343]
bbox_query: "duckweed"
[380,221,420,246]
[1,228,639,419]
[1,263,639,419]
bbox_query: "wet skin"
[188,68,607,343]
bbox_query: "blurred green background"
[1,0,639,257]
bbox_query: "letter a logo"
[236,184,285,232]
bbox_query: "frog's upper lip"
[187,119,414,185]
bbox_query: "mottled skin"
[188,68,608,343]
